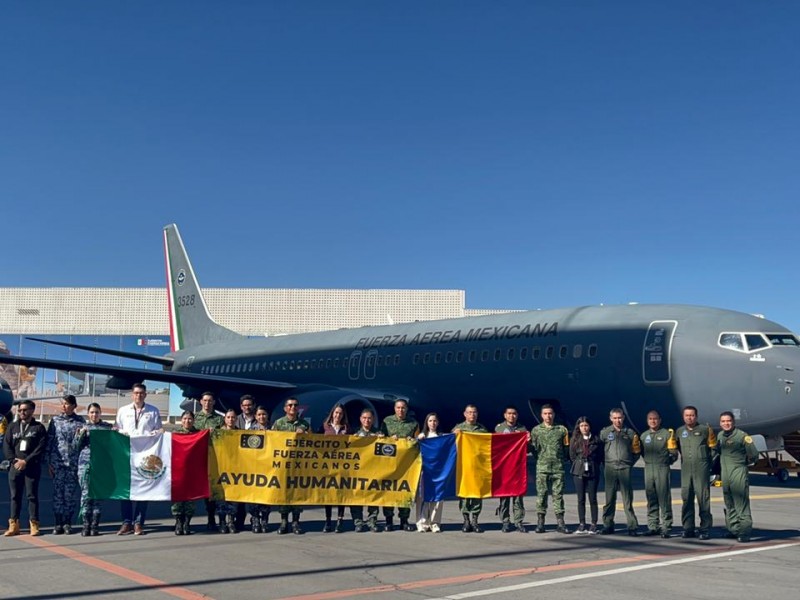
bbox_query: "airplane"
[1,224,799,450]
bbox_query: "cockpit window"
[745,334,769,351]
[719,333,744,350]
[766,333,800,346]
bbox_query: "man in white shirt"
[115,383,162,536]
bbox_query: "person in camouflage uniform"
[675,405,717,539]
[718,411,759,542]
[600,407,641,535]
[171,411,198,535]
[639,410,677,537]
[271,397,310,534]
[351,408,382,532]
[74,402,112,536]
[380,399,419,531]
[194,391,223,531]
[47,394,85,534]
[530,404,571,534]
[452,404,489,533]
[495,405,529,533]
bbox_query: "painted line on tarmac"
[428,541,800,599]
[275,540,799,600]
[18,535,210,600]
[626,490,800,509]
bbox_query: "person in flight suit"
[530,404,571,534]
[380,399,419,531]
[495,405,529,533]
[675,405,718,540]
[639,410,678,538]
[271,397,310,534]
[600,407,641,535]
[452,404,489,533]
[3,400,48,537]
[46,394,85,534]
[194,391,223,531]
[718,411,759,542]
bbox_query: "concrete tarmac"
[1,469,798,600]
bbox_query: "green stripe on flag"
[89,429,132,499]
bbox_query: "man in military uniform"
[352,408,382,532]
[46,394,85,534]
[452,404,489,533]
[380,399,419,531]
[600,408,641,535]
[718,411,759,542]
[271,397,310,534]
[640,410,677,537]
[530,404,571,534]
[675,405,717,540]
[495,405,529,532]
[194,392,223,531]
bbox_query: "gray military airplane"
[1,224,799,444]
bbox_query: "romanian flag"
[89,430,209,501]
[456,431,528,498]
[418,434,457,502]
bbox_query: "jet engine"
[0,377,14,418]
[269,389,376,432]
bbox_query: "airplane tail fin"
[163,224,242,351]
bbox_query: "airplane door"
[348,351,362,381]
[364,349,378,380]
[643,321,677,385]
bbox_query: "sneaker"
[416,521,426,532]
[430,523,441,533]
[133,523,145,536]
[117,523,133,536]
[588,524,598,535]
[576,524,587,534]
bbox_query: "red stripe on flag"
[171,430,210,501]
[490,432,528,497]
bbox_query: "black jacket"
[3,418,48,469]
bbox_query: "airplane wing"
[0,354,295,394]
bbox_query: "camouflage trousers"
[53,465,81,522]
[171,501,196,518]
[78,461,102,519]
[535,470,566,515]
[459,497,483,516]
[498,495,525,524]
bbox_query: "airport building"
[0,287,516,416]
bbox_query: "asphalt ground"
[1,468,798,600]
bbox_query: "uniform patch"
[644,435,652,444]
[607,433,615,441]
[744,435,753,444]
[681,430,688,438]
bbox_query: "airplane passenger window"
[289,361,295,370]
[394,355,400,366]
[343,358,349,368]
[423,353,431,364]
[268,362,274,372]
[445,351,453,363]
[434,352,441,364]
[376,356,383,367]
[766,333,800,346]
[333,358,339,368]
[326,359,332,368]
[545,346,554,359]
[456,351,463,363]
[520,347,528,360]
[367,356,374,367]
[507,348,515,360]
[469,350,476,362]
[532,347,541,360]
[494,349,501,361]
[745,334,769,351]
[481,350,489,362]
[588,344,598,358]
[311,359,317,369]
[413,354,420,365]
[719,333,744,351]
[573,345,583,358]
[559,346,568,359]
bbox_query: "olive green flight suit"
[718,428,758,539]
[380,415,419,523]
[675,423,717,535]
[530,423,570,517]
[452,421,489,516]
[640,427,677,533]
[600,426,641,531]
[495,422,528,525]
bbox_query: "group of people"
[2,386,759,543]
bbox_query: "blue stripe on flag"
[419,434,457,502]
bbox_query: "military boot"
[226,514,237,534]
[335,518,344,533]
[535,514,546,534]
[207,514,217,532]
[251,515,261,534]
[471,516,483,534]
[461,514,473,533]
[30,520,41,536]
[63,518,73,535]
[292,520,304,535]
[81,516,91,537]
[218,517,228,534]
[368,516,380,532]
[260,511,270,533]
[322,520,334,533]
[183,516,192,536]
[175,517,184,535]
[53,515,64,535]
[4,518,20,537]
[556,515,571,534]
[90,514,101,536]
[501,521,513,533]
[385,516,395,532]
[277,518,290,534]
[400,518,415,532]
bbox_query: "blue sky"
[3,2,799,331]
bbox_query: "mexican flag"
[89,429,209,501]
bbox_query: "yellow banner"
[209,430,421,507]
